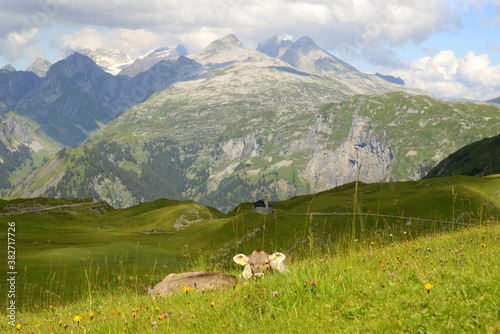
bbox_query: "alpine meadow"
[1,8,500,333]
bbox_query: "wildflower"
[124,327,128,331]
[481,243,487,247]
[366,270,371,273]
[49,305,54,309]
[162,312,169,318]
[73,315,83,323]
[187,300,191,304]
[390,273,396,277]
[183,286,191,293]
[16,324,22,330]
[425,283,433,293]
[116,307,121,313]
[210,302,215,307]
[273,290,279,297]
[316,294,321,298]
[311,281,317,286]
[152,321,158,326]
[155,306,160,311]
[88,312,94,320]
[58,320,63,326]
[132,312,137,318]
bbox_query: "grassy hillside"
[2,213,499,333]
[425,134,500,178]
[1,175,498,315]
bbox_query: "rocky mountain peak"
[46,52,109,79]
[118,44,188,78]
[293,36,317,49]
[77,48,133,75]
[1,64,16,72]
[257,35,358,73]
[26,58,52,77]
[201,34,244,55]
[256,35,293,58]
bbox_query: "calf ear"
[233,254,249,266]
[269,252,286,263]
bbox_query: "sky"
[0,0,499,101]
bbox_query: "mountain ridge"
[2,34,499,210]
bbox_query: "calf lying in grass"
[150,250,287,296]
[150,272,237,297]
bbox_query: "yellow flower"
[132,312,137,317]
[210,301,215,307]
[58,320,63,325]
[183,286,191,293]
[155,306,160,311]
[116,307,121,313]
[88,312,94,319]
[73,315,83,323]
[15,324,22,330]
[425,283,434,292]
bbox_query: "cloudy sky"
[1,0,499,100]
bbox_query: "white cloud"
[387,50,500,100]
[0,0,463,61]
[1,28,40,60]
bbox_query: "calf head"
[233,250,286,279]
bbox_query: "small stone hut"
[253,195,273,214]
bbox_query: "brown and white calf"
[233,250,287,279]
[149,272,237,297]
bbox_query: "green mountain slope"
[13,90,500,212]
[424,133,500,178]
[0,112,60,194]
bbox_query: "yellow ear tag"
[266,264,270,268]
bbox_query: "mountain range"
[1,34,499,211]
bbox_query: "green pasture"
[0,175,499,321]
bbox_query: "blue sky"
[0,0,499,100]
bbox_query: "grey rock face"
[26,58,53,77]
